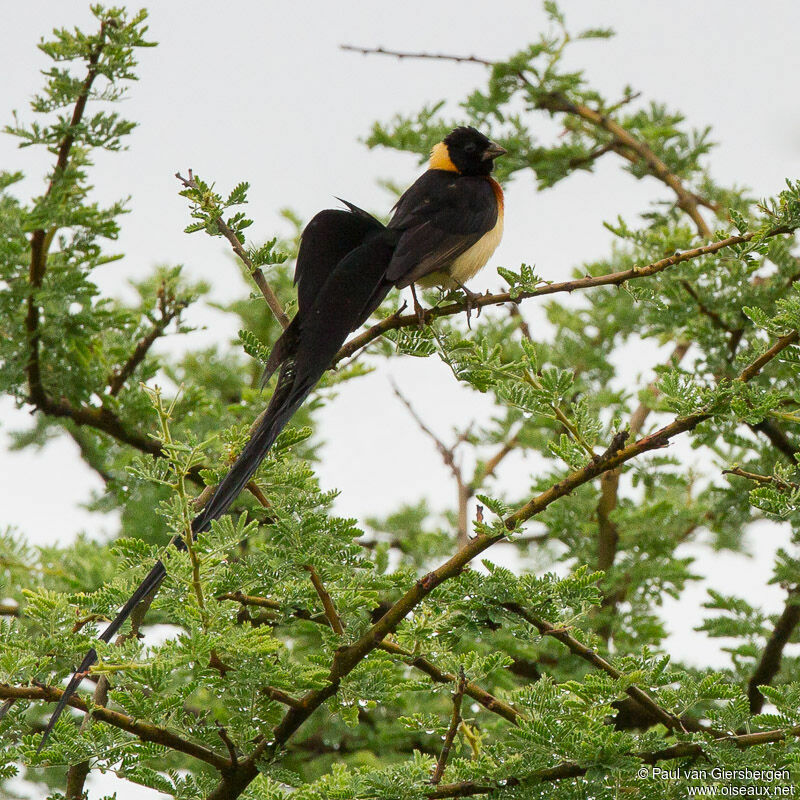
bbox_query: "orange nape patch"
[429,141,458,172]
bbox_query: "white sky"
[2,2,800,796]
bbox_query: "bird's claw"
[457,283,482,329]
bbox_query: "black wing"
[385,171,498,288]
[295,201,384,313]
[263,201,386,385]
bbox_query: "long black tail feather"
[37,559,167,750]
[40,204,395,749]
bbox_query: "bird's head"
[429,126,507,176]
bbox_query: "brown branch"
[429,721,800,797]
[260,685,304,710]
[175,170,290,330]
[391,378,473,546]
[565,141,617,171]
[470,431,520,491]
[304,565,345,636]
[378,640,519,725]
[67,429,113,484]
[430,668,466,785]
[32,394,161,457]
[628,341,691,435]
[748,588,800,714]
[26,24,109,412]
[723,466,800,492]
[340,44,493,67]
[219,592,520,724]
[390,379,463,485]
[339,46,717,237]
[333,234,765,365]
[680,280,735,333]
[503,603,715,736]
[216,723,239,768]
[108,290,186,395]
[0,683,229,770]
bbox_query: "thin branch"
[628,341,691,435]
[378,639,520,725]
[723,466,800,492]
[470,432,519,491]
[748,588,800,714]
[219,592,520,724]
[175,170,290,330]
[340,44,493,67]
[390,379,463,485]
[304,565,345,636]
[430,668,466,785]
[681,280,735,333]
[339,45,717,236]
[108,288,186,395]
[0,683,229,770]
[428,717,800,797]
[333,233,767,365]
[742,332,799,381]
[260,685,304,710]
[503,603,715,736]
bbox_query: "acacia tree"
[2,5,800,799]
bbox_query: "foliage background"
[1,2,800,799]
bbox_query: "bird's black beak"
[482,141,507,160]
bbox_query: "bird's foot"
[456,282,483,329]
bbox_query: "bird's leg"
[410,283,426,326]
[454,280,482,328]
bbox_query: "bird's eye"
[463,143,477,153]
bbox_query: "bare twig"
[390,379,463,485]
[340,44,493,67]
[430,668,467,785]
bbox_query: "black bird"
[40,126,506,745]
